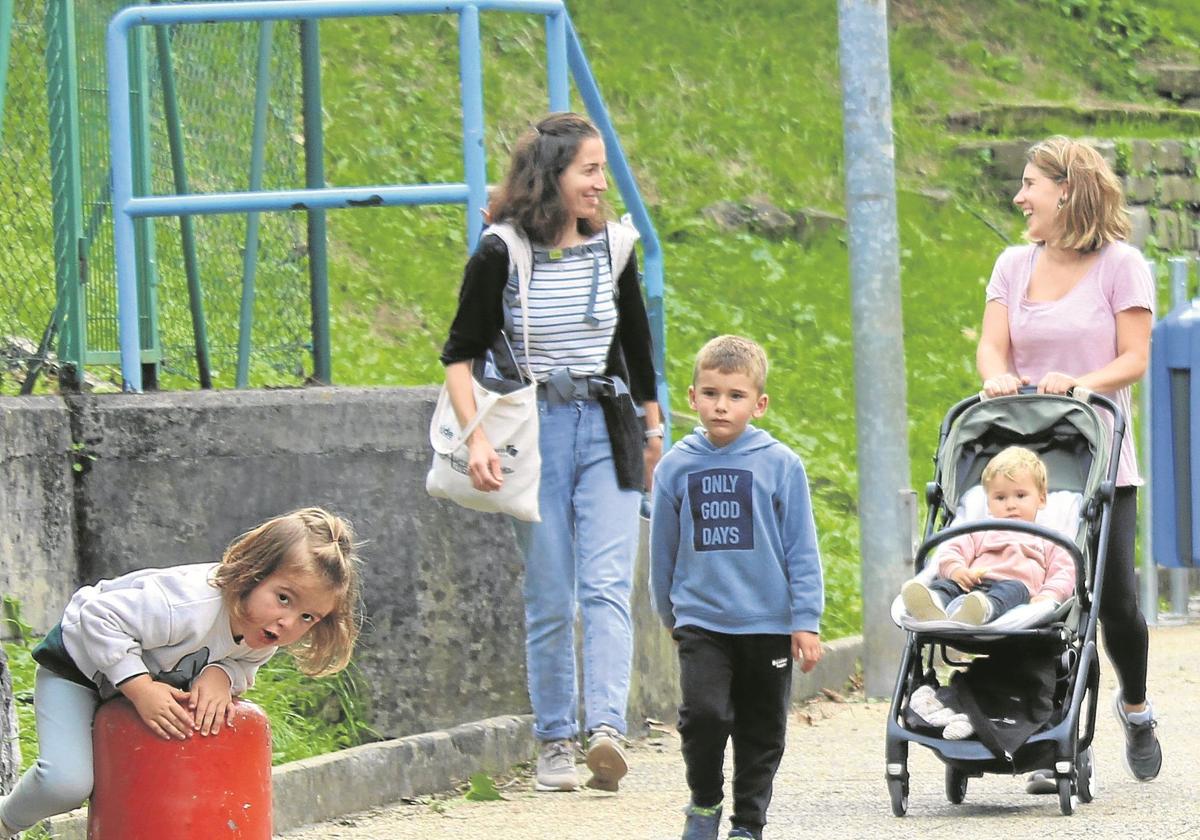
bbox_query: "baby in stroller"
[900,446,1075,626]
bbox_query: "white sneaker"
[950,591,993,625]
[585,724,628,792]
[909,685,958,727]
[901,580,947,621]
[535,739,580,792]
[942,713,975,740]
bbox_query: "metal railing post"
[107,11,141,392]
[0,0,12,141]
[151,0,211,388]
[238,21,275,388]
[564,19,669,428]
[301,18,331,383]
[545,10,567,112]
[459,5,486,251]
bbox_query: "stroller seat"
[891,485,1082,633]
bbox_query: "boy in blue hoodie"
[650,335,824,840]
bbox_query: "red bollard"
[88,696,272,839]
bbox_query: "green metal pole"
[130,26,160,389]
[237,21,274,388]
[151,0,211,387]
[300,19,331,384]
[0,0,13,142]
[44,0,85,386]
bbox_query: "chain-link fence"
[2,1,309,393]
[0,2,56,394]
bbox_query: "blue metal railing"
[106,0,667,423]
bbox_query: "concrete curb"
[44,637,862,838]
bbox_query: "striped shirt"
[507,233,616,380]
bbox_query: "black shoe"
[1113,690,1162,782]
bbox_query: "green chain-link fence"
[2,1,309,393]
[0,1,56,393]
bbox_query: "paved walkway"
[283,621,1200,839]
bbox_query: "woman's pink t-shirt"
[985,241,1155,486]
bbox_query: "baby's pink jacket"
[936,530,1075,603]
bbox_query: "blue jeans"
[512,398,641,742]
[930,577,1030,619]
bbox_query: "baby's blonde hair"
[1025,136,1130,252]
[212,507,363,677]
[981,446,1048,495]
[692,334,768,394]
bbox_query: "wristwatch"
[643,423,665,443]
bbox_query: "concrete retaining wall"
[0,387,678,739]
[0,397,78,634]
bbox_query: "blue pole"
[1167,257,1192,615]
[545,11,568,111]
[238,21,275,388]
[0,0,13,142]
[564,20,669,429]
[107,14,142,392]
[459,5,486,251]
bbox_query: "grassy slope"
[316,0,1200,640]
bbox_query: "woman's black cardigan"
[439,234,658,407]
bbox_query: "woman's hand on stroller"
[982,373,1028,397]
[791,631,822,673]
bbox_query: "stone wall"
[0,388,679,739]
[958,137,1200,253]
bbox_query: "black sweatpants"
[1099,486,1150,706]
[675,625,793,837]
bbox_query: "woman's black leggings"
[1097,486,1149,706]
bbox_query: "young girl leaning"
[0,507,363,838]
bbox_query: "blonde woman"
[976,136,1160,786]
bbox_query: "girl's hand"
[792,631,822,673]
[189,667,235,736]
[467,432,503,492]
[120,675,194,740]
[982,373,1027,397]
[1037,371,1076,395]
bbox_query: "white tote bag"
[427,235,540,521]
[426,371,541,522]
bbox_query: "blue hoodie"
[649,425,823,635]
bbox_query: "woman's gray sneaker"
[681,803,722,840]
[535,739,580,791]
[1113,690,1162,782]
[585,724,629,791]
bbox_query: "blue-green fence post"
[301,18,330,384]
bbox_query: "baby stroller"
[884,388,1124,817]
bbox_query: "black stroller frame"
[884,389,1125,817]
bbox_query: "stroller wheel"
[1057,776,1074,815]
[945,766,968,804]
[1076,745,1096,803]
[888,777,909,817]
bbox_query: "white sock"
[1124,701,1154,725]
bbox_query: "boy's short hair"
[981,446,1048,495]
[692,335,768,393]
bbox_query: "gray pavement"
[282,622,1200,839]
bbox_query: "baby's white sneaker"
[901,580,947,621]
[950,591,993,625]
